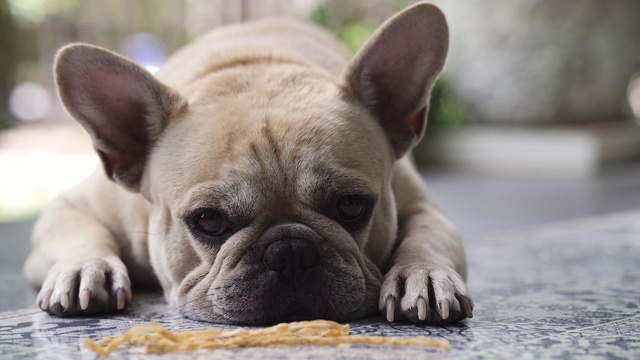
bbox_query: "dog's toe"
[379,264,473,325]
[37,256,132,317]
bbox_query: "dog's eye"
[192,211,230,237]
[336,195,366,222]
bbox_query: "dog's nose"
[263,239,318,284]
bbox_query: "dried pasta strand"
[84,320,450,356]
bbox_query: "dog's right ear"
[339,2,448,159]
[55,44,185,192]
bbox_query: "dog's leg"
[26,39,183,317]
[24,196,131,316]
[379,157,473,324]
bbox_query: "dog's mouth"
[247,293,337,325]
[179,266,379,325]
[207,265,358,325]
[260,268,350,325]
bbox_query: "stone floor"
[1,208,639,359]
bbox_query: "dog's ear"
[55,44,185,192]
[340,2,448,158]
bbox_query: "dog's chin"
[180,294,373,326]
[179,306,342,326]
[215,294,349,326]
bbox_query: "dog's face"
[53,3,447,324]
[144,67,393,323]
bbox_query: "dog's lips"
[201,262,367,325]
[250,289,337,325]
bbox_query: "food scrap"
[84,319,450,356]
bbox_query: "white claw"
[385,296,396,322]
[116,289,125,310]
[40,290,53,310]
[417,297,428,321]
[440,299,450,320]
[80,289,91,310]
[60,293,69,309]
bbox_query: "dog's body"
[25,3,473,325]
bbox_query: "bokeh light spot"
[120,33,167,74]
[9,82,51,122]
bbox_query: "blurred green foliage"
[7,0,79,24]
[0,115,16,131]
[309,2,331,34]
[340,22,377,55]
[309,1,376,55]
[427,77,469,132]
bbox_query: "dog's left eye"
[336,195,367,222]
[190,210,232,239]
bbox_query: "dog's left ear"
[340,2,448,158]
[55,44,186,192]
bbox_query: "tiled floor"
[1,210,638,359]
[0,220,35,313]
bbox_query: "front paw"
[379,264,473,324]
[36,256,132,316]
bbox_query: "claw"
[417,297,428,321]
[439,299,450,320]
[60,293,69,309]
[116,288,126,310]
[458,296,473,318]
[80,289,91,310]
[385,295,396,322]
[39,289,53,310]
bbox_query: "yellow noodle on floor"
[84,320,450,355]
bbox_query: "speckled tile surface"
[1,210,639,359]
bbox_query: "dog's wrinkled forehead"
[149,69,391,208]
[177,116,378,210]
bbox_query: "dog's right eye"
[189,210,232,240]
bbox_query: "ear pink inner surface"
[68,64,151,179]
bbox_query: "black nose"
[263,239,318,285]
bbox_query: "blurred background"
[1,0,640,236]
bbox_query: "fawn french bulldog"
[25,2,473,325]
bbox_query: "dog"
[24,2,473,325]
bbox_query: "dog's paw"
[36,256,132,316]
[379,264,473,324]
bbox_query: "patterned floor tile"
[469,316,640,360]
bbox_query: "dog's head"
[53,3,448,324]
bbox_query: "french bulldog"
[24,2,473,325]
